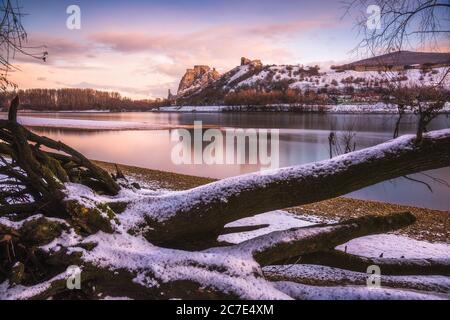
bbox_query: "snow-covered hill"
[174,54,449,105]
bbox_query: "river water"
[6,112,450,211]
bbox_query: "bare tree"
[344,0,449,55]
[384,84,448,141]
[344,0,449,138]
[0,0,47,91]
[383,85,414,138]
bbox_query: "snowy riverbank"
[154,102,450,113]
[0,114,197,131]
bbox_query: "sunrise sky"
[7,0,441,99]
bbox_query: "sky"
[5,0,441,99]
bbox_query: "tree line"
[0,88,168,111]
[224,88,330,106]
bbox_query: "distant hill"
[331,51,450,71]
[170,53,450,105]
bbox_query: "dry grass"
[94,160,215,191]
[288,198,449,243]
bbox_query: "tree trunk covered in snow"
[137,130,450,247]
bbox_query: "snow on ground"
[214,200,450,261]
[64,182,162,207]
[273,281,447,300]
[63,182,167,230]
[78,231,291,300]
[235,66,450,92]
[330,101,450,113]
[102,296,133,300]
[49,110,111,113]
[0,115,194,130]
[0,273,68,300]
[156,106,227,112]
[64,184,450,299]
[0,214,68,230]
[337,234,450,259]
[39,228,83,253]
[218,210,319,244]
[216,209,450,260]
[227,65,250,84]
[16,116,155,130]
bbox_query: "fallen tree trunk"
[134,129,450,246]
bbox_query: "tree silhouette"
[0,0,47,91]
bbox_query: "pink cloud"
[88,21,308,78]
[10,16,343,99]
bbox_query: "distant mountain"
[332,51,450,71]
[171,53,450,105]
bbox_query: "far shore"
[3,102,450,114]
[94,160,449,244]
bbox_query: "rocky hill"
[172,53,450,105]
[177,65,220,96]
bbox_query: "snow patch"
[0,272,67,300]
[274,281,447,300]
[0,115,195,130]
[218,210,316,244]
[337,234,450,259]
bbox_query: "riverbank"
[154,103,450,113]
[94,160,449,243]
[4,101,450,114]
[0,114,216,131]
